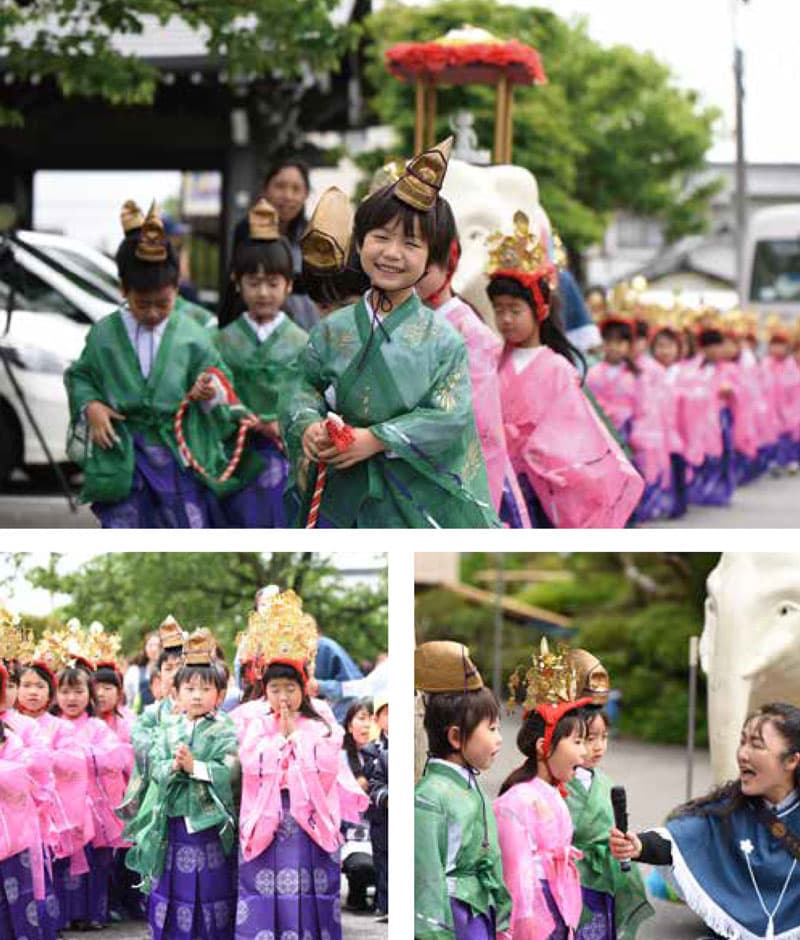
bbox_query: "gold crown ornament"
[183,628,217,666]
[33,617,120,672]
[507,637,579,715]
[241,589,317,676]
[301,187,354,272]
[159,615,185,651]
[249,197,280,241]
[0,605,36,663]
[135,201,169,263]
[414,640,483,693]
[394,136,453,212]
[486,211,554,286]
[120,199,144,234]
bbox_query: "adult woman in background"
[122,631,160,714]
[341,698,377,913]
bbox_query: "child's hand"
[302,421,330,462]
[86,401,125,449]
[320,428,384,469]
[357,775,369,792]
[174,743,194,774]
[278,702,296,738]
[188,373,215,402]
[609,826,641,861]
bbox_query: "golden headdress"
[33,617,121,673]
[508,637,580,715]
[0,605,36,663]
[301,187,354,272]
[135,201,169,263]
[565,648,609,706]
[765,313,791,343]
[120,199,144,234]
[249,197,280,241]
[159,615,185,651]
[183,628,217,666]
[486,211,552,283]
[239,589,317,682]
[368,158,405,196]
[414,640,483,693]
[394,136,453,212]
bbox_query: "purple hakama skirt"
[0,850,45,940]
[451,898,495,940]
[148,818,236,940]
[235,791,341,940]
[499,474,528,528]
[93,436,221,528]
[541,879,570,940]
[53,843,113,928]
[517,474,554,529]
[666,453,687,518]
[686,408,735,506]
[773,432,799,468]
[220,437,288,528]
[575,887,616,940]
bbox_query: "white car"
[0,236,117,485]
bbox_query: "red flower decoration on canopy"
[386,26,547,87]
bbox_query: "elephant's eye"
[778,602,799,616]
[466,227,484,242]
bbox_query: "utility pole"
[733,0,750,305]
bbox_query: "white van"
[743,204,800,316]
[0,237,116,485]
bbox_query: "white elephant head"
[701,553,800,783]
[440,159,549,321]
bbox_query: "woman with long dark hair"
[611,703,800,939]
[341,698,377,912]
[488,213,643,528]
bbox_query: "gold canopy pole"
[504,84,515,163]
[493,75,509,164]
[414,77,425,154]
[425,79,438,148]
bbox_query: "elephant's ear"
[699,594,716,674]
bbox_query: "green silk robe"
[566,768,654,939]
[214,315,308,421]
[279,293,500,528]
[415,761,511,939]
[121,709,239,892]
[174,295,216,330]
[64,309,260,504]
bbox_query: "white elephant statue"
[441,158,551,322]
[701,553,800,783]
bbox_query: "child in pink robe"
[494,700,592,940]
[415,197,530,527]
[50,662,133,931]
[648,327,688,517]
[588,318,670,521]
[235,660,367,940]
[486,254,642,528]
[761,328,800,472]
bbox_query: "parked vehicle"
[744,204,800,316]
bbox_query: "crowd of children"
[414,638,800,940]
[0,590,388,940]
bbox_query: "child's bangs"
[233,238,294,280]
[354,184,436,247]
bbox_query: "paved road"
[646,466,800,528]
[483,718,716,939]
[62,902,388,940]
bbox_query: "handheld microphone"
[610,785,631,873]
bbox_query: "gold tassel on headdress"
[394,136,453,212]
[301,187,354,272]
[135,201,169,263]
[249,197,280,241]
[120,199,144,234]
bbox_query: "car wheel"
[0,399,23,488]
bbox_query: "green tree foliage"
[0,0,354,126]
[362,1,722,250]
[20,552,387,664]
[416,552,720,745]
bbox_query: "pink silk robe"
[672,358,725,465]
[0,729,46,899]
[501,346,643,527]
[236,708,368,860]
[436,297,528,521]
[67,712,133,850]
[762,355,800,440]
[494,777,583,940]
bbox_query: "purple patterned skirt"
[235,791,341,940]
[0,850,45,940]
[450,898,495,940]
[541,879,570,940]
[93,436,222,528]
[686,408,735,506]
[575,887,616,940]
[220,437,288,528]
[148,818,236,940]
[53,843,113,928]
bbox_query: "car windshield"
[750,238,800,303]
[17,239,121,304]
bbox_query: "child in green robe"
[65,202,257,528]
[214,197,308,527]
[566,710,654,939]
[122,632,239,940]
[414,641,511,940]
[280,138,499,528]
